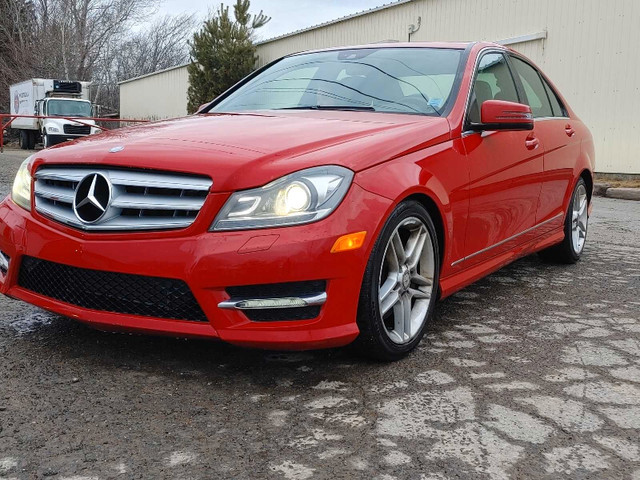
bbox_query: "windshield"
[47,99,92,117]
[212,47,463,116]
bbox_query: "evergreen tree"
[187,0,269,113]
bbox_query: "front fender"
[353,139,469,277]
[43,121,64,134]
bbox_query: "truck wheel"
[43,133,50,148]
[27,131,37,150]
[19,131,27,150]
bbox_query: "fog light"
[0,251,9,275]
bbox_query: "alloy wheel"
[378,216,435,344]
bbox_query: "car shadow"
[3,251,581,384]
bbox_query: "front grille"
[63,124,91,135]
[34,166,212,231]
[18,256,207,322]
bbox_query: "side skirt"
[439,228,565,299]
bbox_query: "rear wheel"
[540,178,589,264]
[26,130,36,150]
[19,130,27,150]
[354,201,440,361]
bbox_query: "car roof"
[290,41,506,57]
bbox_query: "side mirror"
[197,103,210,113]
[470,100,534,131]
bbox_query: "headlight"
[11,156,33,211]
[211,165,354,231]
[47,126,60,133]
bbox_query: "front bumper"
[0,184,391,350]
[47,134,87,146]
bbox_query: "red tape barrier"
[0,114,150,152]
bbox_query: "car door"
[458,51,544,267]
[509,55,582,227]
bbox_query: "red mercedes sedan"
[0,42,594,360]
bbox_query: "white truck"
[10,79,99,149]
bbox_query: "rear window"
[510,57,554,118]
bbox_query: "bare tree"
[32,0,157,80]
[1,0,195,115]
[0,0,37,113]
[115,14,195,80]
[93,13,195,112]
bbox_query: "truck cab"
[36,97,98,147]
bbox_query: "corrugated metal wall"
[119,0,640,173]
[119,65,190,120]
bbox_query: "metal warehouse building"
[119,0,640,174]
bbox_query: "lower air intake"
[18,256,207,322]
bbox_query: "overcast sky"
[157,0,389,41]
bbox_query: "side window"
[510,57,553,118]
[468,53,519,124]
[542,78,566,117]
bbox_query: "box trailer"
[9,79,98,149]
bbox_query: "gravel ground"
[1,148,639,480]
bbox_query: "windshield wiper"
[278,105,376,112]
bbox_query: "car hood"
[36,111,450,192]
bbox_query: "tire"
[19,130,27,150]
[539,178,589,264]
[43,133,50,148]
[27,130,36,150]
[354,201,440,361]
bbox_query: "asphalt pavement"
[1,148,639,480]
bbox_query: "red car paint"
[0,42,594,350]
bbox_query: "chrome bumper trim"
[218,292,327,310]
[0,251,9,274]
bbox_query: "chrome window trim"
[451,212,563,266]
[460,48,571,136]
[460,46,510,136]
[507,53,570,118]
[529,116,570,122]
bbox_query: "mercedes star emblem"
[73,173,112,224]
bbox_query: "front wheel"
[354,201,440,361]
[540,178,589,264]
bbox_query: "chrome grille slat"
[35,170,87,182]
[110,194,204,211]
[33,183,75,203]
[108,171,211,191]
[34,166,212,232]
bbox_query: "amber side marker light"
[331,231,367,253]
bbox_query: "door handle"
[565,124,576,137]
[525,136,539,150]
